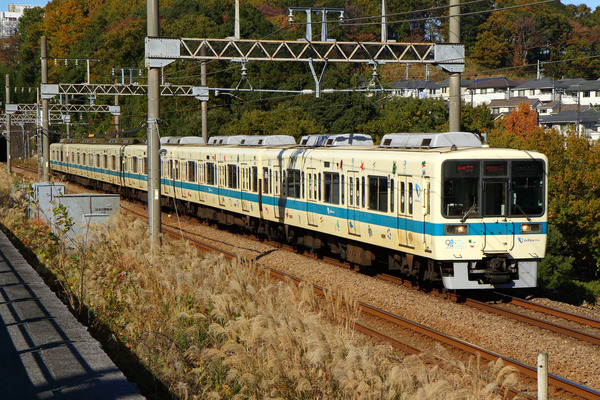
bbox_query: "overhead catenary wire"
[342,0,557,27]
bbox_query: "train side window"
[96,154,100,168]
[318,173,322,201]
[275,170,280,195]
[287,169,301,199]
[227,164,238,189]
[132,157,138,174]
[313,174,317,200]
[103,155,108,169]
[390,179,395,213]
[361,177,365,207]
[301,172,305,199]
[82,153,86,166]
[263,167,269,194]
[324,172,340,204]
[112,155,116,170]
[206,162,215,185]
[341,175,345,205]
[368,175,388,212]
[400,182,405,213]
[355,178,360,206]
[252,166,258,193]
[188,161,197,182]
[349,177,354,206]
[408,182,413,215]
[143,157,147,174]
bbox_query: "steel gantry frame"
[145,37,463,69]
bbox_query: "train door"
[422,176,432,252]
[397,176,414,248]
[482,179,514,252]
[218,162,226,207]
[241,164,250,212]
[347,170,361,235]
[306,167,318,226]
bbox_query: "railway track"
[10,163,600,399]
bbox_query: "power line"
[342,0,557,27]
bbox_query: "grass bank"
[0,169,519,399]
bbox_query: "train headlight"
[444,224,469,235]
[520,223,542,234]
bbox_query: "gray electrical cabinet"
[51,194,120,246]
[28,182,66,221]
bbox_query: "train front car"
[437,148,548,290]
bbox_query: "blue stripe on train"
[50,160,547,237]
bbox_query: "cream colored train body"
[50,132,548,290]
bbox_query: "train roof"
[379,132,482,149]
[299,133,373,147]
[160,136,205,145]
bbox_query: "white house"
[464,77,521,107]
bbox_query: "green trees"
[489,105,600,286]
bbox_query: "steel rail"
[156,223,599,400]
[493,291,600,330]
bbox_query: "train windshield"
[442,160,545,218]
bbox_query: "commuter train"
[49,132,548,290]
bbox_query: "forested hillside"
[1,0,600,300]
[1,0,599,138]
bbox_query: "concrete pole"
[5,74,11,174]
[147,0,161,244]
[234,0,240,40]
[381,0,387,42]
[201,47,208,142]
[114,78,120,136]
[537,352,548,400]
[36,88,41,181]
[448,0,461,132]
[41,36,50,181]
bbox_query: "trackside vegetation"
[0,169,519,399]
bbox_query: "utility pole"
[381,0,387,42]
[114,78,120,135]
[41,36,50,182]
[448,0,461,132]
[5,74,11,174]
[147,0,161,245]
[201,47,208,142]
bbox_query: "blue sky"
[1,0,600,13]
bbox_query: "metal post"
[147,0,161,245]
[201,46,208,142]
[41,36,50,182]
[5,74,11,174]
[537,352,548,400]
[448,0,461,132]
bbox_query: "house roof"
[436,77,473,88]
[389,80,440,90]
[539,109,600,124]
[469,77,520,89]
[513,78,557,90]
[557,104,590,113]
[565,79,600,93]
[538,101,561,110]
[487,97,540,108]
